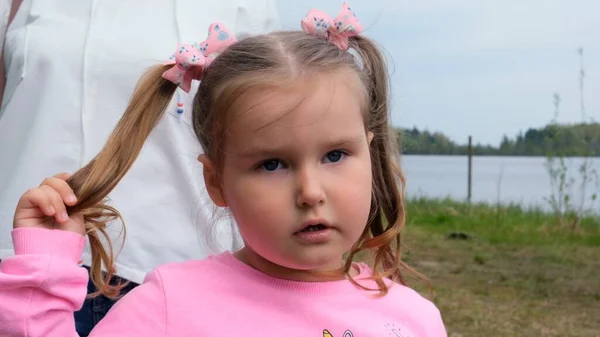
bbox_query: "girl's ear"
[198,155,227,207]
[367,131,374,145]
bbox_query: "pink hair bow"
[162,45,206,93]
[163,22,237,92]
[301,2,363,51]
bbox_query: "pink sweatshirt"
[0,228,447,337]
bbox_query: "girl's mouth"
[299,224,328,232]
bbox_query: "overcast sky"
[276,0,599,145]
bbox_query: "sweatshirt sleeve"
[89,269,167,336]
[0,228,169,337]
[0,227,88,337]
[428,306,448,337]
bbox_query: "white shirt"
[0,0,279,284]
[0,0,10,48]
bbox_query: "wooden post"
[467,135,473,203]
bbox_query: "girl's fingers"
[14,174,84,232]
[38,185,69,223]
[22,188,56,216]
[40,176,77,206]
[53,172,71,181]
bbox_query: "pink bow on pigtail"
[163,45,206,93]
[194,22,237,68]
[301,2,363,51]
[163,22,237,92]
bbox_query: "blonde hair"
[66,31,423,297]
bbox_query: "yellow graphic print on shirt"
[323,329,354,337]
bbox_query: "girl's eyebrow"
[328,135,364,148]
[236,134,365,158]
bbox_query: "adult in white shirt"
[0,0,279,335]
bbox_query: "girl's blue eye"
[325,150,345,163]
[261,160,283,171]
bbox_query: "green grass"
[403,197,600,337]
[406,197,600,246]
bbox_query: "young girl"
[0,4,446,337]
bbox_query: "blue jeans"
[74,267,139,337]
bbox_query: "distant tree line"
[398,123,600,156]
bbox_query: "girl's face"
[202,69,373,280]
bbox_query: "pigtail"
[345,36,428,295]
[65,65,177,298]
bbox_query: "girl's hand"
[13,173,85,235]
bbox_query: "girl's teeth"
[303,224,325,232]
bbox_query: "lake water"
[401,155,600,210]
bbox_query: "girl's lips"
[293,227,332,244]
[294,218,331,233]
